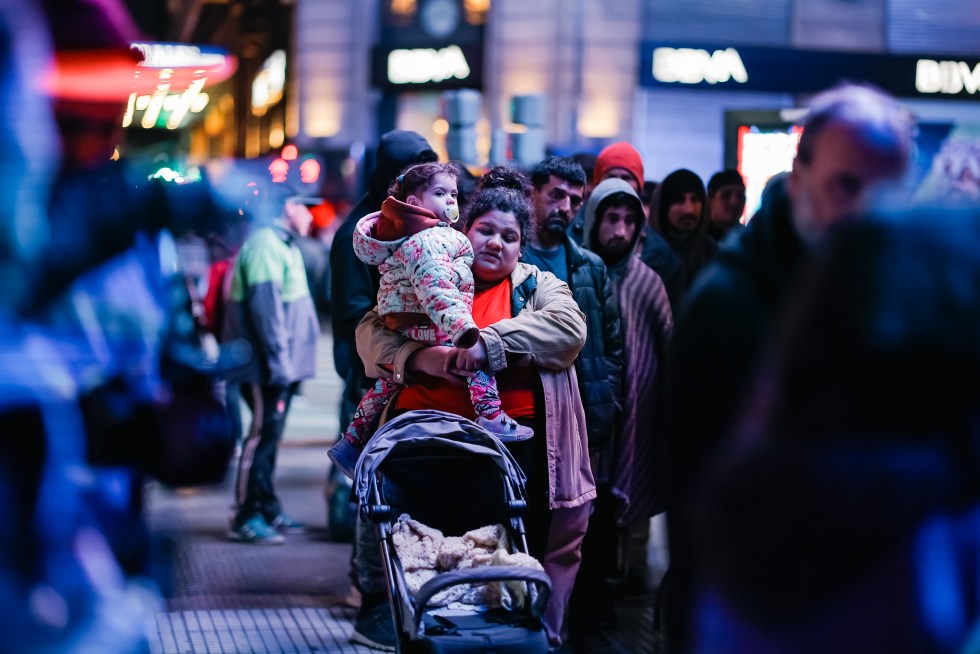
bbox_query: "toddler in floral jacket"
[328,163,532,478]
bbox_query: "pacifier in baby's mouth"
[444,205,460,223]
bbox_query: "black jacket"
[658,176,806,650]
[329,131,436,383]
[665,176,806,508]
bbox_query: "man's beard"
[599,239,630,261]
[675,213,699,231]
[542,212,569,234]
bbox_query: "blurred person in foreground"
[692,204,980,653]
[0,0,234,651]
[661,82,914,652]
[0,1,148,650]
[39,0,235,563]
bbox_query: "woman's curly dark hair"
[476,164,534,197]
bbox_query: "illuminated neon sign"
[131,42,228,69]
[641,43,980,100]
[652,47,748,85]
[120,42,235,130]
[387,45,471,84]
[916,59,980,95]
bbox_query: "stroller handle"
[412,566,552,634]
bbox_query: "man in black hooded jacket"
[329,130,437,435]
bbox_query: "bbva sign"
[652,47,749,85]
[387,45,471,85]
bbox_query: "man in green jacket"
[224,188,321,544]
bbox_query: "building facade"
[160,0,980,208]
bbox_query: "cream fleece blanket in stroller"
[391,514,544,610]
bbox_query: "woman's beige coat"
[356,262,597,509]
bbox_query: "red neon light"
[269,158,289,183]
[300,159,321,184]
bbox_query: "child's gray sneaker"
[476,413,533,442]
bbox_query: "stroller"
[354,409,552,654]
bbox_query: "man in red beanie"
[593,141,645,194]
[570,141,647,245]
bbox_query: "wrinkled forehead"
[815,119,911,179]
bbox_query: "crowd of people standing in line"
[315,80,980,654]
[5,1,980,652]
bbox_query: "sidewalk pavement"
[144,327,657,653]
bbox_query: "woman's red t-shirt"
[393,278,538,418]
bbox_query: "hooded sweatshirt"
[583,179,674,522]
[353,196,477,346]
[583,178,645,262]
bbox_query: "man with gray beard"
[661,82,915,652]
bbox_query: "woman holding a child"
[353,167,595,648]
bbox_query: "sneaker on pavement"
[328,437,361,480]
[227,515,285,545]
[350,601,397,652]
[476,413,534,442]
[269,513,308,534]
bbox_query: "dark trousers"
[568,486,620,631]
[233,382,297,523]
[225,381,244,446]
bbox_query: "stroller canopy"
[353,409,527,507]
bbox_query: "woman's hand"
[407,345,468,385]
[454,338,489,373]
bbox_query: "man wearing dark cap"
[647,168,720,310]
[224,186,321,544]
